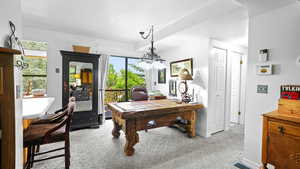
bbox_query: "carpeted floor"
[32,120,244,169]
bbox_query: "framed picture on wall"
[170,58,193,77]
[169,80,177,96]
[158,68,166,84]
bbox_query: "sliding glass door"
[104,56,146,118]
[105,56,126,104]
[127,58,146,100]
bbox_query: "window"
[105,56,146,104]
[22,40,48,96]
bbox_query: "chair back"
[43,98,75,142]
[131,86,148,101]
[65,100,75,133]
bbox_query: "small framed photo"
[169,80,177,96]
[158,68,166,84]
[256,64,273,75]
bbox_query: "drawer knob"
[147,120,157,127]
[278,126,285,134]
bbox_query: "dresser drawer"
[269,121,300,137]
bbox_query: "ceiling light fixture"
[137,25,166,70]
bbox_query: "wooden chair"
[28,104,69,155]
[131,86,149,101]
[31,105,68,125]
[24,101,75,169]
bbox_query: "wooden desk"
[107,99,203,156]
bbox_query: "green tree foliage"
[21,40,48,94]
[128,64,144,73]
[22,40,48,51]
[106,64,146,90]
[23,57,47,75]
[105,63,146,103]
[106,64,118,88]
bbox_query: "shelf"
[0,47,21,55]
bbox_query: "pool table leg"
[124,119,139,156]
[112,120,122,138]
[187,111,197,138]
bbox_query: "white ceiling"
[242,0,296,16]
[22,0,214,43]
[157,7,248,50]
[21,0,296,49]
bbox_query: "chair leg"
[30,146,35,168]
[26,146,32,169]
[65,138,70,169]
[36,144,40,153]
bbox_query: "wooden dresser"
[0,47,21,169]
[262,99,300,169]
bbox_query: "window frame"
[21,41,48,96]
[106,55,146,102]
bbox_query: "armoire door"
[61,51,100,130]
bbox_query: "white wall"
[23,27,142,112]
[242,3,300,168]
[153,36,210,137]
[154,36,247,137]
[0,0,22,46]
[0,0,23,168]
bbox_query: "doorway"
[210,47,227,133]
[230,52,243,124]
[210,46,245,134]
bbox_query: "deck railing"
[104,89,130,104]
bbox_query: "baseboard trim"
[241,158,261,169]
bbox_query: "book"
[281,85,300,100]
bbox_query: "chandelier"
[137,25,166,70]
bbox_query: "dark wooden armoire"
[61,51,100,130]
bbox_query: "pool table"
[107,99,203,156]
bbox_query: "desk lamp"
[178,68,193,103]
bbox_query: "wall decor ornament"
[169,80,177,97]
[281,85,300,100]
[5,21,28,70]
[170,58,193,77]
[256,64,273,75]
[258,49,269,62]
[158,68,166,84]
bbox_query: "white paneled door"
[230,52,242,124]
[211,47,227,133]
